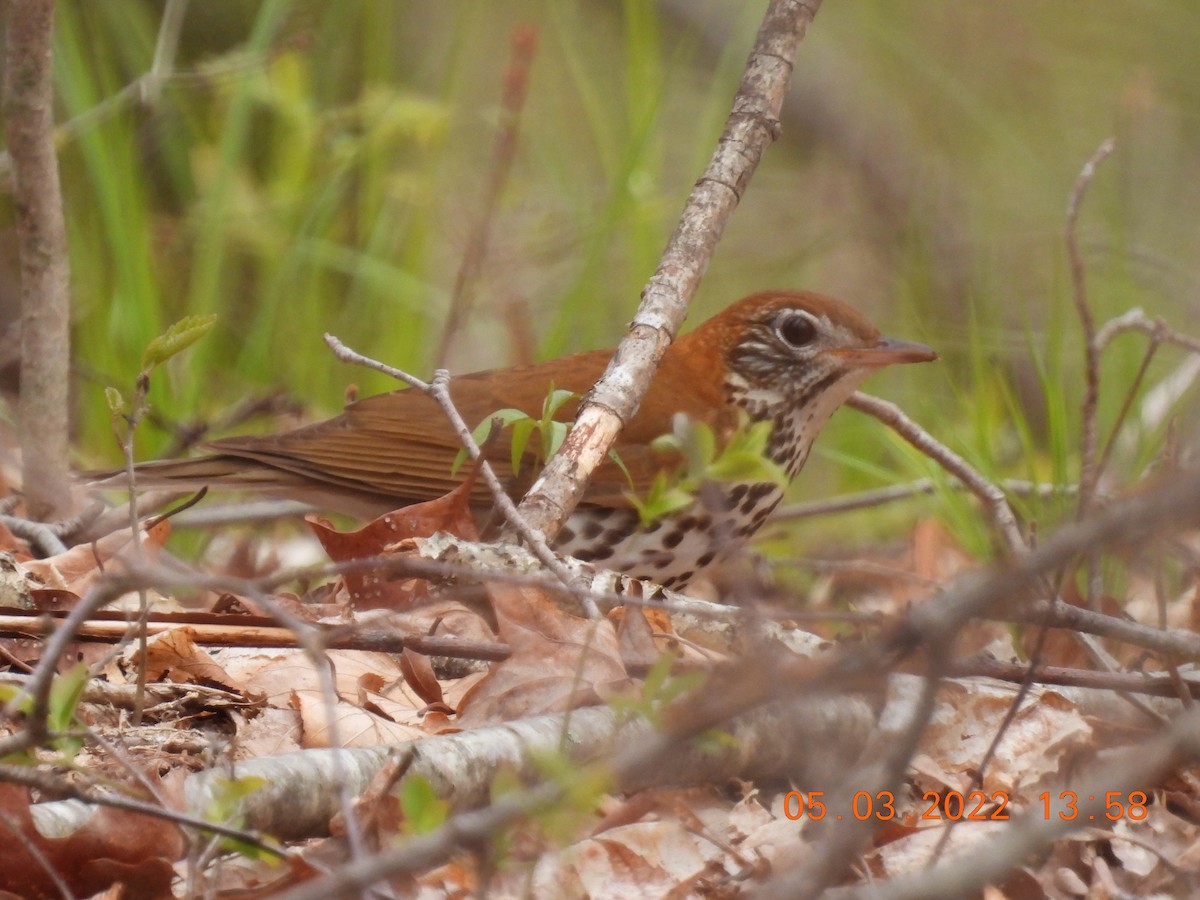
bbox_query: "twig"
[1065,138,1115,613]
[171,498,317,528]
[846,392,1028,555]
[0,514,66,556]
[0,612,513,663]
[323,334,599,616]
[514,0,825,541]
[0,1,278,183]
[1065,137,1115,521]
[140,0,189,106]
[945,655,1200,698]
[1094,321,1163,482]
[436,25,538,366]
[1001,597,1200,662]
[772,477,1078,522]
[1096,307,1200,355]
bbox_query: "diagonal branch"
[514,0,824,541]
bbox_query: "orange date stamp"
[782,790,1149,824]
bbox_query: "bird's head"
[677,290,936,473]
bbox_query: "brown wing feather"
[132,318,735,518]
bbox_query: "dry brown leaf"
[456,583,630,727]
[904,679,1093,796]
[0,781,183,899]
[306,471,479,610]
[0,520,32,560]
[862,818,1011,883]
[122,627,239,688]
[212,647,464,747]
[526,818,728,898]
[229,706,304,760]
[399,647,443,707]
[612,604,661,673]
[21,518,170,598]
[294,686,428,748]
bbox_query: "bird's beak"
[830,336,940,367]
[829,337,938,367]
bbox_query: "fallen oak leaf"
[456,583,630,727]
[21,518,170,598]
[306,462,480,610]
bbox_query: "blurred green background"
[5,0,1198,561]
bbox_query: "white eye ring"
[774,311,818,348]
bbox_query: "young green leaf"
[140,314,218,372]
[104,386,128,418]
[398,773,451,835]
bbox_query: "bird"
[109,291,936,588]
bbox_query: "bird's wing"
[167,340,730,517]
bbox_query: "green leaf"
[629,471,695,527]
[47,663,88,734]
[650,432,680,455]
[104,386,128,418]
[452,409,530,476]
[543,420,569,461]
[543,387,576,419]
[608,449,633,487]
[510,418,535,474]
[684,419,716,477]
[203,775,278,861]
[707,451,788,486]
[487,408,533,429]
[140,314,218,372]
[398,774,450,834]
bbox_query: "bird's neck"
[725,367,871,479]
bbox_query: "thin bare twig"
[323,334,599,617]
[436,25,538,366]
[773,477,1078,522]
[846,392,1028,555]
[1065,137,1115,520]
[1094,322,1163,481]
[0,515,67,556]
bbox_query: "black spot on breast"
[663,530,685,549]
[730,484,749,503]
[582,519,604,540]
[697,550,717,568]
[557,525,576,545]
[574,548,595,562]
[749,483,775,502]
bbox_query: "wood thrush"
[115,291,935,588]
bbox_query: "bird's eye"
[774,311,817,348]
